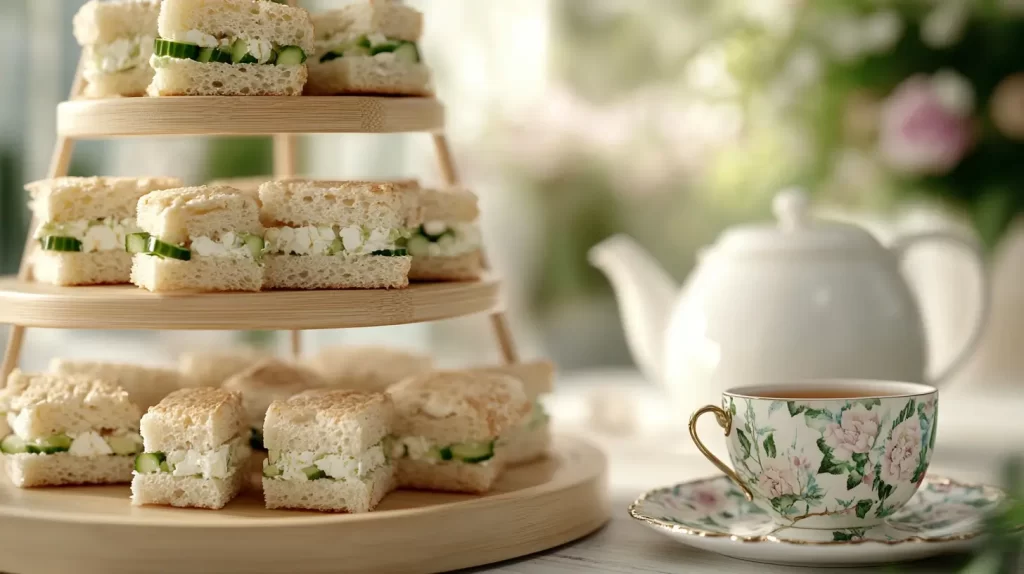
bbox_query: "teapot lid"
[713,188,884,256]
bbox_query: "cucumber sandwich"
[26,177,182,287]
[259,180,423,290]
[221,358,327,450]
[468,361,555,466]
[73,0,161,98]
[387,370,531,494]
[178,347,264,388]
[408,188,484,282]
[0,370,144,488]
[262,389,396,513]
[303,345,434,391]
[306,1,433,96]
[49,359,183,412]
[147,0,314,96]
[130,185,264,292]
[131,388,251,509]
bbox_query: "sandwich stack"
[49,359,183,412]
[221,358,327,449]
[407,188,484,281]
[469,361,555,465]
[73,0,162,98]
[308,1,432,96]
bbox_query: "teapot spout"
[589,234,679,386]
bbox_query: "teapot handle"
[890,231,991,387]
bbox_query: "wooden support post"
[274,133,302,358]
[431,133,520,365]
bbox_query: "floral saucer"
[629,475,1010,567]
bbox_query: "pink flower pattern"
[757,458,801,499]
[881,418,923,484]
[822,405,880,460]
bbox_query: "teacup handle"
[688,405,754,502]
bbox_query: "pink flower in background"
[878,71,975,175]
[692,489,722,511]
[758,459,801,498]
[863,469,875,486]
[791,455,812,470]
[822,405,880,460]
[881,417,923,484]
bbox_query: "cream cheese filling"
[36,218,140,253]
[84,35,153,77]
[408,221,481,257]
[263,225,408,256]
[263,443,388,481]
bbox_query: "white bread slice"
[131,470,244,509]
[148,57,308,97]
[158,0,315,56]
[131,254,263,292]
[465,361,555,399]
[419,188,480,223]
[263,463,395,512]
[259,180,421,229]
[262,253,409,290]
[178,348,262,387]
[396,457,501,494]
[504,419,550,466]
[136,185,262,246]
[207,177,270,198]
[140,387,245,453]
[387,371,530,445]
[221,358,327,430]
[81,61,155,99]
[305,57,432,96]
[312,2,423,44]
[409,251,483,282]
[26,176,182,222]
[263,390,392,454]
[32,250,133,286]
[49,359,182,412]
[0,370,140,438]
[304,345,433,391]
[3,453,134,488]
[72,0,161,46]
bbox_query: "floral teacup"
[689,380,938,529]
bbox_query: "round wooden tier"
[0,435,608,574]
[57,96,445,137]
[0,276,500,330]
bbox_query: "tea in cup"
[689,380,938,529]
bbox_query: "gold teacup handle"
[688,405,754,502]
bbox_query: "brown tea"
[751,389,889,399]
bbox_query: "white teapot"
[589,189,990,419]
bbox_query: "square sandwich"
[259,180,422,289]
[0,370,143,488]
[407,188,484,281]
[468,361,554,465]
[221,358,327,449]
[26,177,181,286]
[178,347,263,387]
[262,389,395,513]
[387,370,530,494]
[129,185,264,292]
[131,387,250,509]
[49,359,183,412]
[73,0,162,98]
[149,0,314,96]
[307,1,432,96]
[304,345,434,391]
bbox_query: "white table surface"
[470,369,1024,574]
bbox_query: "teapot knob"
[773,187,811,231]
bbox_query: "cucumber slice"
[230,39,255,64]
[407,235,431,256]
[356,35,372,49]
[197,47,233,63]
[41,236,83,252]
[249,427,264,450]
[329,237,344,254]
[276,46,307,66]
[107,435,142,456]
[319,51,343,63]
[370,249,408,256]
[343,45,372,57]
[394,43,420,64]
[438,446,453,461]
[125,232,150,254]
[134,452,166,474]
[147,237,191,261]
[302,465,326,480]
[0,435,28,454]
[450,441,495,463]
[159,461,171,473]
[238,233,265,260]
[154,38,200,60]
[262,463,281,478]
[35,433,72,454]
[370,41,401,55]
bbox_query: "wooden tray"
[0,276,501,331]
[0,435,608,574]
[57,96,445,137]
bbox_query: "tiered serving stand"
[0,64,609,573]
